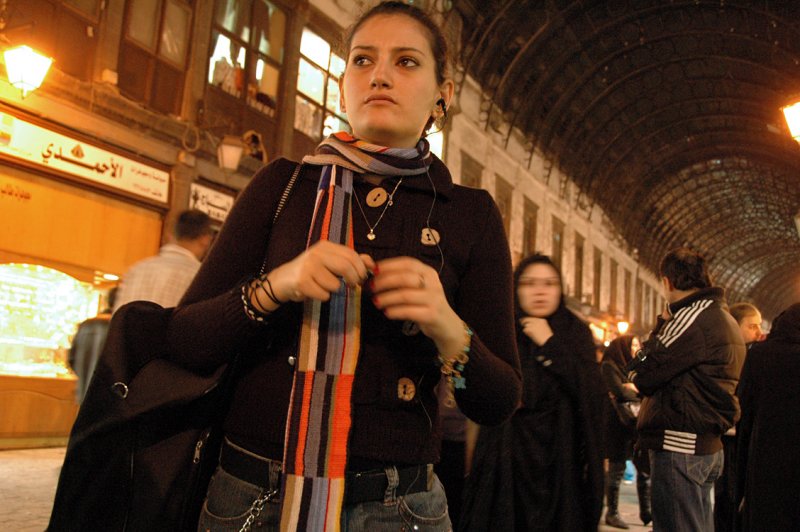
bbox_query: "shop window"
[118,0,193,115]
[294,28,348,141]
[208,0,286,118]
[0,264,97,378]
[13,1,100,82]
[522,198,538,257]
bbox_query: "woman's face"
[517,263,562,318]
[340,14,453,148]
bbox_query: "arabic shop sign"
[0,112,169,204]
[189,182,234,222]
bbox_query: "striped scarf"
[279,132,431,531]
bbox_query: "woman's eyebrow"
[350,45,426,55]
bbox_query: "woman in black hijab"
[460,254,606,531]
[601,335,651,529]
[735,302,800,531]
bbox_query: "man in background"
[627,247,745,531]
[714,302,763,531]
[115,209,214,310]
[69,287,117,402]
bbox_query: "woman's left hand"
[370,256,464,356]
[520,317,553,346]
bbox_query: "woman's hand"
[519,317,553,346]
[251,241,374,311]
[370,256,464,356]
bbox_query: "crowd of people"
[52,2,798,531]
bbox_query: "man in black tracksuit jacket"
[627,247,745,532]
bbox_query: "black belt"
[219,439,433,504]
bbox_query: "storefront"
[0,106,170,449]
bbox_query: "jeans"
[649,449,724,532]
[198,465,451,531]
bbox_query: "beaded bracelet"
[241,274,284,323]
[438,322,473,408]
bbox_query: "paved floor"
[0,446,651,531]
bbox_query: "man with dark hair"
[115,210,214,310]
[626,247,745,531]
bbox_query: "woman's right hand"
[256,241,374,308]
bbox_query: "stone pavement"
[0,446,651,531]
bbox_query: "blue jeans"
[649,449,724,531]
[197,465,451,531]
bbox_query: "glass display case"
[0,263,99,448]
[0,263,97,377]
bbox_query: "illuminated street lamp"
[217,134,245,171]
[617,321,630,335]
[3,44,52,97]
[782,100,800,144]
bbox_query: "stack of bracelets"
[438,321,473,408]
[241,274,284,322]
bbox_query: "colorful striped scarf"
[279,132,431,531]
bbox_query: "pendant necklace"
[353,177,403,241]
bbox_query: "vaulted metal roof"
[452,0,800,320]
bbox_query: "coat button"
[420,228,440,246]
[397,377,416,401]
[288,355,296,366]
[366,187,388,207]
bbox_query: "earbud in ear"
[436,98,448,118]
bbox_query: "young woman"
[460,254,605,531]
[601,335,651,529]
[162,2,521,530]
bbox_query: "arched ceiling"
[452,0,800,320]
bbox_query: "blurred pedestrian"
[68,287,117,402]
[601,335,651,529]
[735,302,800,531]
[715,302,763,532]
[729,302,763,347]
[627,247,745,531]
[460,253,605,532]
[114,209,214,310]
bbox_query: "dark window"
[551,216,564,272]
[593,247,602,309]
[522,198,538,258]
[610,259,618,313]
[624,269,632,319]
[635,278,643,325]
[494,175,513,238]
[574,233,584,299]
[15,1,100,81]
[460,152,482,188]
[119,0,193,115]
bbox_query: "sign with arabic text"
[189,182,235,222]
[0,112,169,204]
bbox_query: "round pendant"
[367,232,376,240]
